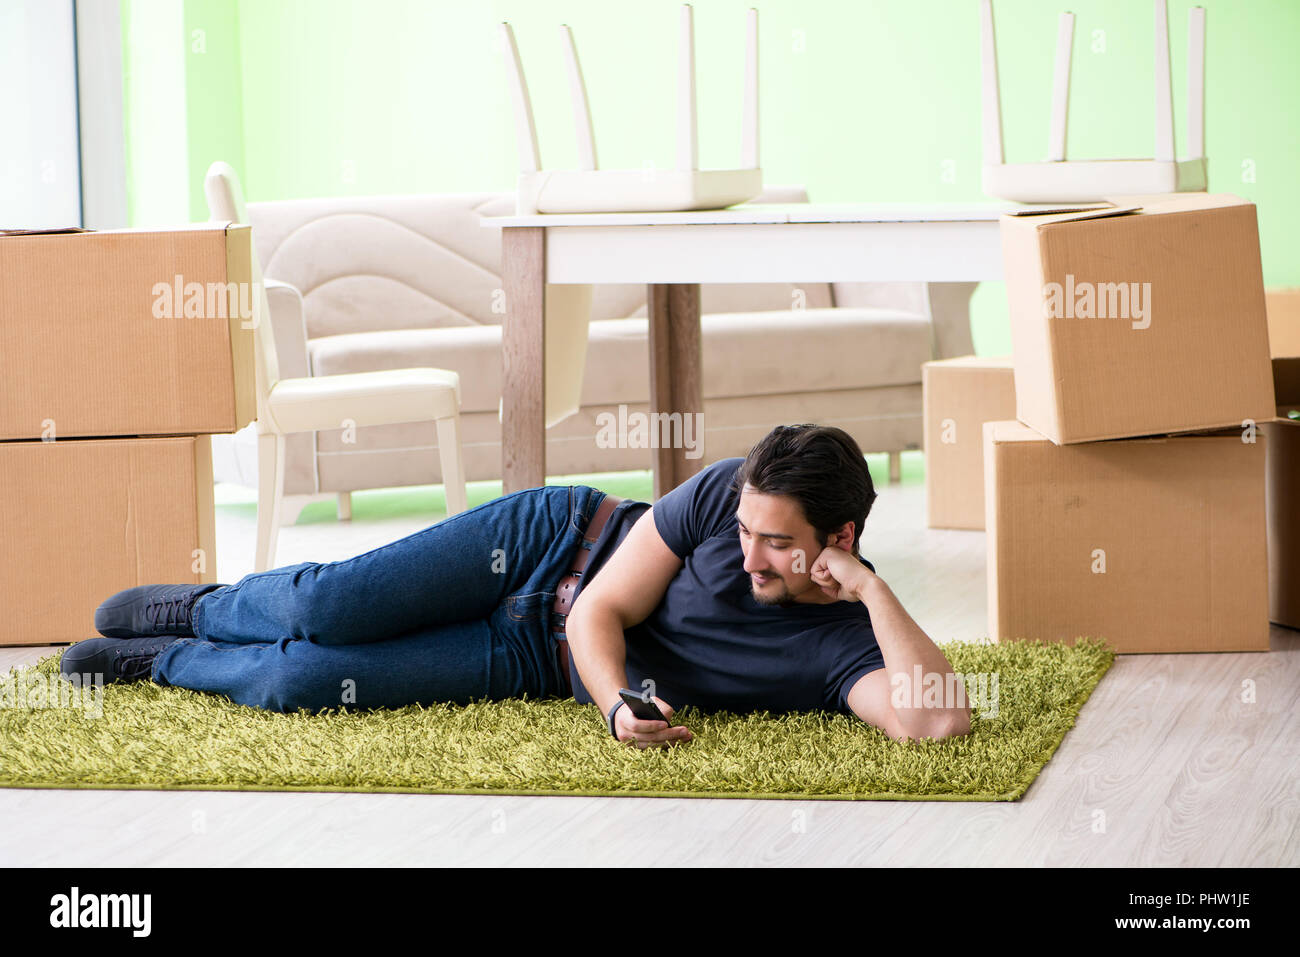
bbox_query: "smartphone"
[619,688,673,725]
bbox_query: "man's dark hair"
[731,424,877,556]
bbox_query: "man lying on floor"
[65,423,971,748]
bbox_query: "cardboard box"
[0,435,217,645]
[923,355,1016,530]
[1264,357,1300,629]
[999,194,1276,445]
[1265,288,1300,358]
[984,420,1269,653]
[0,223,257,440]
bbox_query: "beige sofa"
[211,187,977,519]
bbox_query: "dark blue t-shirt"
[568,457,885,715]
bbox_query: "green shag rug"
[0,638,1112,801]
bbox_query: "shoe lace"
[117,650,160,681]
[146,596,188,630]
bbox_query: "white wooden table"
[484,202,1044,496]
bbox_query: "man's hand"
[614,696,693,749]
[809,545,877,603]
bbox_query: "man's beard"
[750,574,795,606]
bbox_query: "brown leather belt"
[550,492,623,696]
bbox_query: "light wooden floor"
[1,473,1296,866]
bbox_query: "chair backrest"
[980,0,1206,166]
[498,5,759,176]
[204,161,283,403]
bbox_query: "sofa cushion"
[309,324,505,415]
[307,306,932,414]
[629,283,834,317]
[584,308,932,403]
[307,384,923,484]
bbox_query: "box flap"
[1008,194,1252,231]
[77,222,239,238]
[0,226,93,237]
[1004,202,1117,217]
[1004,205,1141,226]
[984,419,1042,445]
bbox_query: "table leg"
[502,227,546,494]
[647,283,704,499]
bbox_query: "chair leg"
[279,493,326,527]
[436,414,469,516]
[255,431,286,572]
[337,491,352,522]
[888,450,902,485]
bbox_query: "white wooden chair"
[204,161,468,572]
[980,0,1206,202]
[498,4,762,214]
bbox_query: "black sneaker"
[94,583,225,638]
[60,635,185,684]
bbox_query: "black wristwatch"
[606,700,626,739]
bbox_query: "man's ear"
[827,521,856,552]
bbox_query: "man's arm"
[565,507,690,746]
[849,572,972,741]
[813,548,971,741]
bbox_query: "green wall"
[122,0,1300,355]
[183,0,246,223]
[121,0,187,226]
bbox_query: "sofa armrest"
[834,281,978,360]
[263,279,312,380]
[923,282,978,359]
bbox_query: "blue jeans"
[153,485,607,713]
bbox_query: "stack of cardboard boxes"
[924,193,1296,653]
[0,224,256,647]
